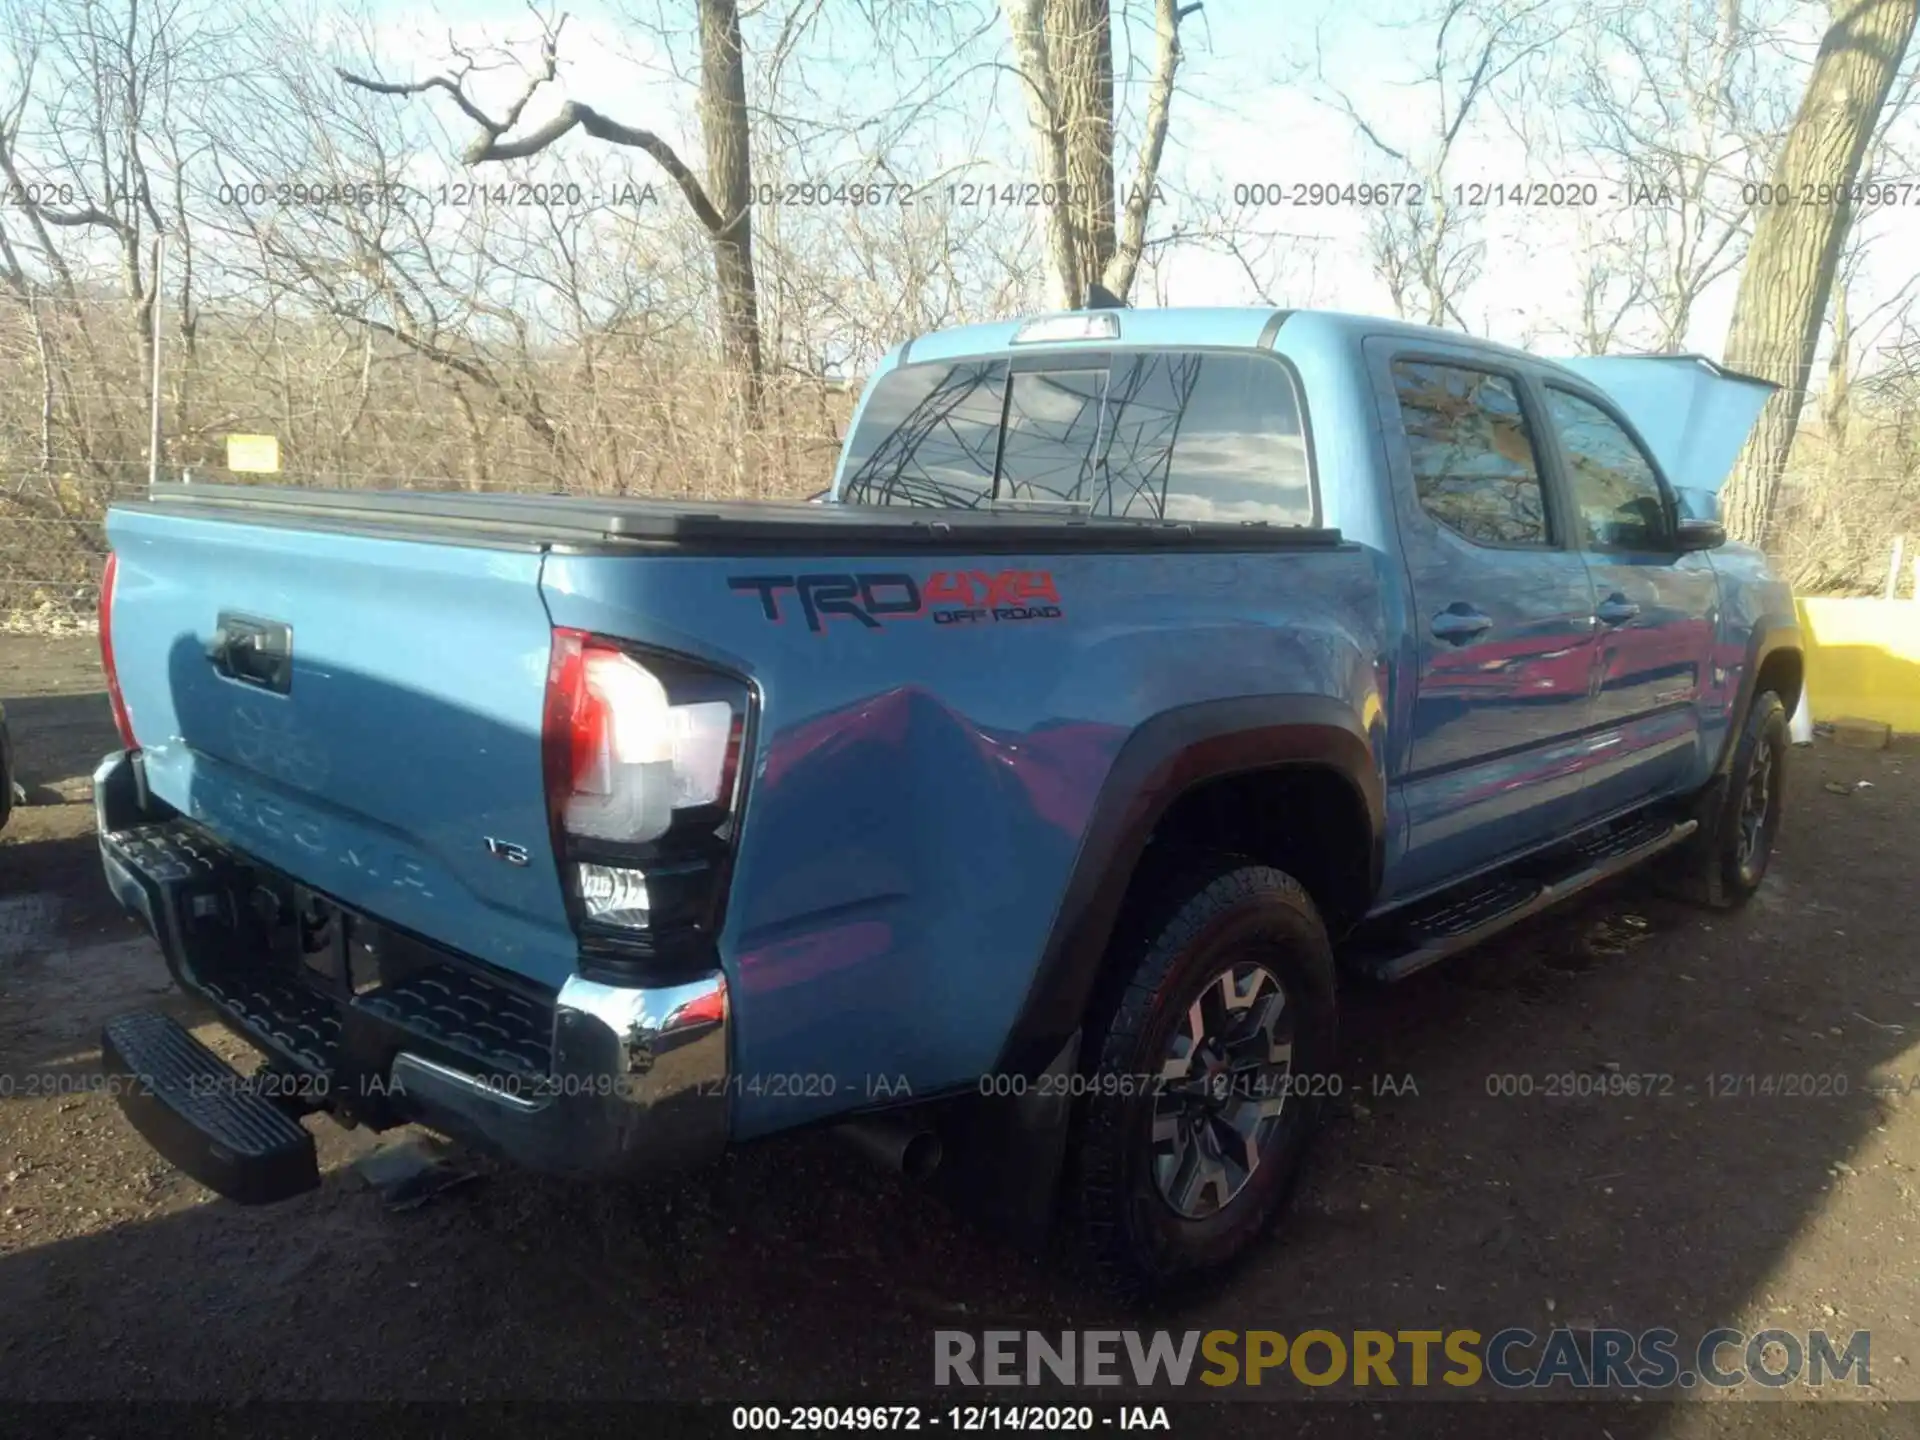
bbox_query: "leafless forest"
[3,0,1919,626]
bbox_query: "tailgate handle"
[209,613,293,694]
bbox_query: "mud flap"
[931,1031,1081,1249]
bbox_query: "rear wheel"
[1070,862,1337,1299]
[1664,690,1788,908]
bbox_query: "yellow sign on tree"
[226,434,281,473]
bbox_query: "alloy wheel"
[1149,961,1294,1220]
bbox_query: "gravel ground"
[2,633,1918,1438]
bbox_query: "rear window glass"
[1104,352,1312,523]
[837,349,1313,525]
[837,357,1007,507]
[997,366,1108,504]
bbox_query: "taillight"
[542,627,750,956]
[99,552,137,750]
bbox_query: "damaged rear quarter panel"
[540,542,1386,1137]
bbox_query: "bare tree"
[338,5,765,417]
[1720,0,1919,544]
[1548,0,1800,356]
[1565,212,1656,354]
[1000,0,1196,308]
[694,0,759,405]
[1048,0,1113,296]
[0,0,228,485]
[1757,55,1920,590]
[1320,0,1560,331]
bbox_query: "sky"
[289,0,1920,373]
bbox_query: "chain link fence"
[0,472,156,634]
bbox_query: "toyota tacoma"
[93,307,1800,1296]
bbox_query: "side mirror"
[1672,485,1720,522]
[1676,517,1726,552]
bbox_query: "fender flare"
[993,695,1385,1078]
[1718,616,1803,776]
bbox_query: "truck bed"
[129,481,1348,555]
[100,470,1384,1138]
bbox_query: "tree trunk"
[1047,0,1115,299]
[1719,0,1918,545]
[1101,0,1184,302]
[1004,0,1188,308]
[698,0,763,421]
[1002,0,1081,308]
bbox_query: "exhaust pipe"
[834,1115,943,1181]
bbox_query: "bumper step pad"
[197,971,342,1074]
[100,1011,319,1204]
[355,965,552,1081]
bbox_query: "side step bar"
[1355,816,1697,984]
[100,1011,320,1204]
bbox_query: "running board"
[1353,816,1698,983]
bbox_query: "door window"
[1391,361,1549,546]
[1544,387,1674,552]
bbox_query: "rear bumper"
[93,749,730,1184]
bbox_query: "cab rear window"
[837,349,1314,525]
[835,358,1008,507]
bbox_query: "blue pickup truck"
[94,307,1799,1296]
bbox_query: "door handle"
[209,613,294,693]
[1595,594,1640,625]
[1431,606,1493,644]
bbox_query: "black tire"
[1663,690,1788,909]
[1070,861,1337,1300]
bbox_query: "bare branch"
[334,68,503,137]
[336,12,739,241]
[35,201,126,229]
[1322,82,1410,167]
[1101,0,1192,300]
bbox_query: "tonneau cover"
[136,481,1346,555]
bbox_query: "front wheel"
[1070,863,1337,1299]
[1664,690,1788,909]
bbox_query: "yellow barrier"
[1796,597,1920,734]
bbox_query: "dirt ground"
[3,633,1920,1437]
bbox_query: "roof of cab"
[888,305,1546,372]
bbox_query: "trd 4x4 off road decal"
[728,570,1063,634]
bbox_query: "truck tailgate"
[104,507,575,986]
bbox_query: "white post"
[1789,687,1815,744]
[1910,553,1919,601]
[144,231,165,491]
[1886,534,1907,600]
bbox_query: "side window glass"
[1391,360,1549,546]
[1544,387,1673,551]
